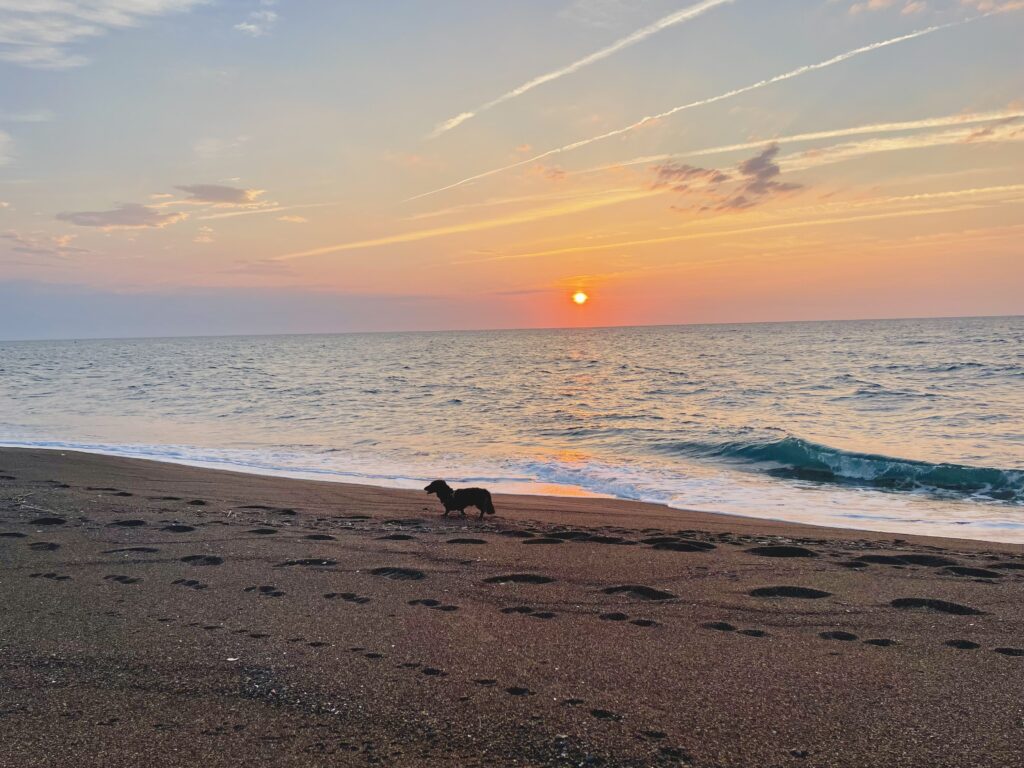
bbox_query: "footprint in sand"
[944,566,1002,579]
[421,667,446,677]
[993,647,1024,657]
[820,630,858,641]
[30,517,66,526]
[590,709,622,721]
[247,528,278,535]
[703,621,737,632]
[474,679,497,686]
[746,545,819,558]
[186,500,207,507]
[600,612,629,622]
[162,524,196,533]
[408,598,458,611]
[650,540,716,553]
[989,562,1024,571]
[105,546,160,554]
[304,534,335,541]
[29,572,72,581]
[523,538,563,545]
[602,585,676,601]
[485,574,554,585]
[370,567,425,580]
[378,533,416,541]
[325,592,372,604]
[506,687,531,696]
[172,579,208,590]
[447,538,487,545]
[104,574,141,584]
[108,519,147,528]
[890,598,982,616]
[29,542,61,551]
[749,586,831,599]
[244,585,285,597]
[945,639,981,650]
[181,555,224,566]
[864,639,897,647]
[0,532,27,538]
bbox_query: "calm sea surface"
[1,317,1022,541]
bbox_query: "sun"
[572,291,589,305]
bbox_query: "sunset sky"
[1,0,1022,338]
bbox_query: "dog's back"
[454,487,495,517]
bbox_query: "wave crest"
[659,436,1024,503]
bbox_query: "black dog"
[424,480,495,520]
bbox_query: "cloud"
[409,17,975,201]
[0,0,207,69]
[194,225,214,243]
[277,215,308,223]
[0,129,11,165]
[2,229,87,258]
[56,203,187,230]
[175,184,265,205]
[234,1,278,36]
[428,0,734,138]
[650,145,800,211]
[651,163,730,190]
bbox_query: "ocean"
[1,316,1022,542]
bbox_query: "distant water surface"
[1,317,1022,542]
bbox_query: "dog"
[424,479,495,520]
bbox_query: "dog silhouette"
[424,480,495,520]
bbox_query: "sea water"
[1,317,1021,542]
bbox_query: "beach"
[1,447,1022,767]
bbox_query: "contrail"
[409,17,976,202]
[561,107,1024,176]
[428,0,735,138]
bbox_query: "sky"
[0,0,1022,339]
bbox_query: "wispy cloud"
[562,107,1024,177]
[234,1,278,37]
[275,188,661,261]
[461,183,1024,264]
[2,229,87,258]
[428,0,734,138]
[0,0,207,69]
[410,17,980,201]
[176,184,265,205]
[56,203,187,230]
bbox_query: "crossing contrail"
[409,17,977,202]
[428,0,735,138]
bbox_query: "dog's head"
[424,479,450,496]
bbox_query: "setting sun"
[572,291,589,305]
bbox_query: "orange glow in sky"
[572,292,589,305]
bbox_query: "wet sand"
[1,447,1022,767]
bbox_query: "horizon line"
[1,312,1019,344]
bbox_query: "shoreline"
[3,441,1021,546]
[2,446,1023,766]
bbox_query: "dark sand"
[1,448,1022,767]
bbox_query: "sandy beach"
[1,447,1022,767]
